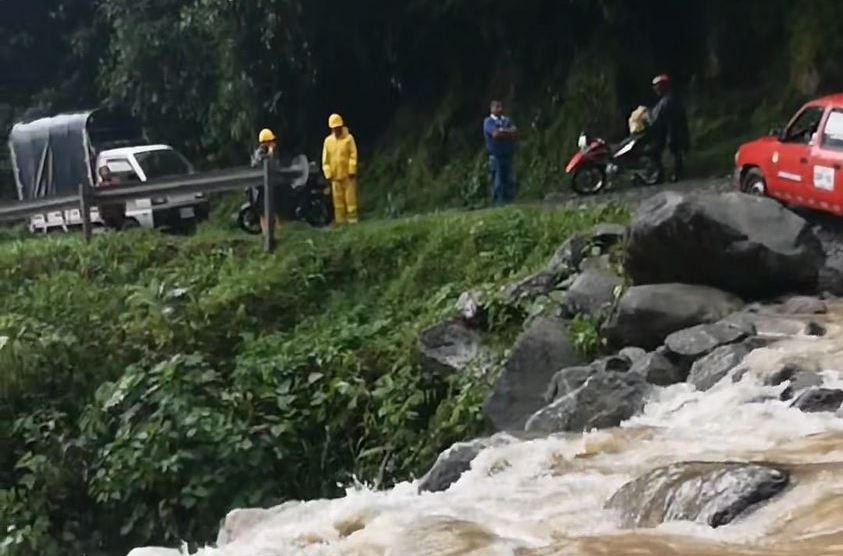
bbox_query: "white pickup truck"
[9,108,209,232]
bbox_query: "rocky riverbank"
[130,190,843,555]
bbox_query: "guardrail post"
[78,182,92,242]
[263,157,275,253]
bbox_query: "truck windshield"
[135,149,193,180]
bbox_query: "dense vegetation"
[0,206,626,554]
[4,1,843,553]
[5,1,843,210]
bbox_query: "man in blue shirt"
[483,100,519,205]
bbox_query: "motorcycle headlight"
[578,133,588,150]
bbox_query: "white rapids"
[133,305,843,556]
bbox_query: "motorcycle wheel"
[570,164,607,195]
[298,197,332,228]
[636,156,663,186]
[237,205,262,235]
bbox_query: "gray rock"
[525,371,649,433]
[764,359,823,400]
[546,234,589,277]
[619,347,647,364]
[417,320,481,376]
[688,342,753,391]
[564,269,622,317]
[591,354,632,373]
[590,223,627,247]
[625,192,824,298]
[630,351,685,386]
[790,388,843,413]
[544,366,593,403]
[806,321,827,337]
[485,317,587,431]
[602,283,744,350]
[418,435,514,493]
[724,312,810,337]
[779,296,828,315]
[817,252,843,296]
[578,254,613,273]
[605,462,789,528]
[664,320,753,362]
[504,271,558,305]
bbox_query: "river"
[142,305,843,556]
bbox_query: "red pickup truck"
[735,94,843,215]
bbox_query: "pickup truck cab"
[735,94,843,215]
[95,145,208,229]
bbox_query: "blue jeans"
[490,155,516,205]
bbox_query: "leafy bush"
[0,205,627,554]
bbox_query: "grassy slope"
[0,204,627,554]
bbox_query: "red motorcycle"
[565,131,663,195]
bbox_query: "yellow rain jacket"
[322,127,358,181]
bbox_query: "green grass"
[0,203,628,555]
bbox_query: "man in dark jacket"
[649,74,690,182]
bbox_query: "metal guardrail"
[0,159,298,252]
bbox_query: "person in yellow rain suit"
[322,113,359,224]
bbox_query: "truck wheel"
[742,168,766,196]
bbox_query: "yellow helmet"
[258,128,276,143]
[328,113,344,129]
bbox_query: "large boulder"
[525,371,649,433]
[663,319,753,364]
[417,320,481,376]
[485,317,587,431]
[564,269,622,317]
[418,435,514,493]
[602,284,743,350]
[625,192,824,298]
[688,342,753,391]
[605,462,789,528]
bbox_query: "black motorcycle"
[237,159,332,233]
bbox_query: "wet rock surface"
[418,435,514,493]
[625,191,824,298]
[605,462,790,528]
[602,283,743,350]
[564,269,622,317]
[630,351,685,386]
[525,371,649,433]
[779,296,828,315]
[664,320,753,361]
[485,317,586,431]
[417,320,481,375]
[688,342,753,391]
[790,388,843,413]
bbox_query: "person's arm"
[493,118,518,139]
[348,135,358,177]
[322,138,332,180]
